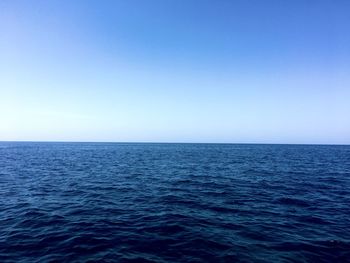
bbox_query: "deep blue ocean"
[1,142,350,262]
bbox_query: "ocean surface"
[1,142,350,262]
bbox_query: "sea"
[0,142,349,262]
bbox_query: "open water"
[0,142,350,262]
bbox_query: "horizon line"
[0,140,349,146]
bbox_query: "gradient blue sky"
[1,0,349,144]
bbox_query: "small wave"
[275,197,311,207]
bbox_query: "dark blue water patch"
[1,142,350,262]
[275,197,311,207]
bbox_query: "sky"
[1,0,350,144]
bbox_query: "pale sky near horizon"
[1,0,350,144]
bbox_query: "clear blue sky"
[1,0,349,144]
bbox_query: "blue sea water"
[0,142,350,262]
